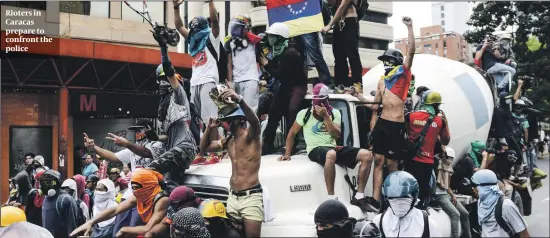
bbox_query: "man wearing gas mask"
[225,15,261,113]
[40,170,80,238]
[173,0,220,123]
[373,171,441,237]
[259,22,308,155]
[314,199,357,238]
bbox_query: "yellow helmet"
[424,91,442,105]
[1,206,26,227]
[199,199,228,219]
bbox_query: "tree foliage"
[464,1,550,118]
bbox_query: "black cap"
[314,199,349,225]
[86,174,99,182]
[128,119,153,131]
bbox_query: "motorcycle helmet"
[378,48,404,73]
[1,206,26,227]
[471,169,498,186]
[382,171,419,199]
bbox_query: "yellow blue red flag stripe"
[267,0,324,37]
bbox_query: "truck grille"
[185,184,230,205]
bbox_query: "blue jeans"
[487,63,516,93]
[112,207,143,238]
[301,32,332,85]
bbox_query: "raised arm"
[221,89,261,139]
[84,133,120,163]
[200,118,226,154]
[322,0,353,33]
[173,0,189,38]
[118,197,169,236]
[403,17,415,70]
[105,133,153,158]
[514,79,524,101]
[208,0,219,38]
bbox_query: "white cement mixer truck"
[182,54,494,237]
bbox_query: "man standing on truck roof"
[199,87,263,238]
[404,91,450,209]
[352,17,416,212]
[280,84,376,212]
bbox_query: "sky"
[389,1,434,40]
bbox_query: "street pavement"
[524,155,550,237]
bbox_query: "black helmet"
[378,48,404,65]
[86,174,99,183]
[314,199,349,225]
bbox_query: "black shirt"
[451,154,477,189]
[476,45,498,71]
[264,46,307,87]
[489,152,514,181]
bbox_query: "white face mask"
[388,197,414,218]
[94,191,111,203]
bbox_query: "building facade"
[394,25,469,62]
[1,1,192,201]
[431,2,470,35]
[177,1,394,77]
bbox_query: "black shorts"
[308,146,360,168]
[371,118,406,160]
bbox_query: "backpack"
[56,193,86,227]
[380,209,430,238]
[206,38,228,84]
[495,196,520,238]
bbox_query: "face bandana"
[267,34,288,58]
[131,169,164,223]
[469,141,486,168]
[312,84,333,116]
[388,197,414,218]
[188,16,211,57]
[94,179,117,227]
[477,184,503,224]
[171,207,211,238]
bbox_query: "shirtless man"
[199,88,263,237]
[352,17,415,210]
[322,0,363,88]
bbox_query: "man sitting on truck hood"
[199,86,263,238]
[281,83,375,211]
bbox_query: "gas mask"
[157,79,173,96]
[267,34,282,46]
[40,178,60,197]
[229,21,246,39]
[383,59,400,74]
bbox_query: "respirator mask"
[40,176,60,197]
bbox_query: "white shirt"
[191,33,220,86]
[229,43,260,83]
[115,140,165,199]
[481,199,527,237]
[373,208,442,237]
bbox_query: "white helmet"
[265,22,290,39]
[515,99,526,106]
[445,147,456,158]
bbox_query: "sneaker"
[533,168,548,180]
[191,155,207,165]
[351,196,380,213]
[204,153,221,165]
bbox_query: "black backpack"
[206,38,228,84]
[495,196,520,238]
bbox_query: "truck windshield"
[271,98,353,154]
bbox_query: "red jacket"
[407,111,450,164]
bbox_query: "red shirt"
[407,111,450,164]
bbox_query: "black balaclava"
[157,78,173,122]
[205,217,228,238]
[314,200,355,238]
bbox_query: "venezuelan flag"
[267,0,324,37]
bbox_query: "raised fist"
[402,16,412,26]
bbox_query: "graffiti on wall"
[9,126,53,178]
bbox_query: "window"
[362,10,388,24]
[440,5,444,11]
[444,48,448,54]
[415,38,421,42]
[431,35,440,40]
[358,38,389,50]
[457,43,460,49]
[60,1,91,15]
[443,40,447,48]
[441,20,445,26]
[425,51,431,55]
[252,0,266,7]
[1,1,46,10]
[89,2,109,18]
[435,43,439,48]
[436,51,439,56]
[424,44,432,51]
[441,12,444,18]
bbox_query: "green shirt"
[296,108,342,153]
[512,113,529,129]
